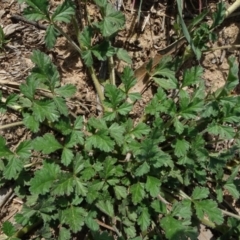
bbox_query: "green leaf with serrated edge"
[191,187,209,200]
[194,199,224,225]
[81,167,95,181]
[137,207,150,231]
[4,157,23,180]
[31,50,60,87]
[61,148,74,166]
[53,97,68,116]
[104,84,125,108]
[52,173,74,196]
[216,187,223,203]
[94,0,107,7]
[100,157,117,179]
[53,117,72,135]
[85,130,114,152]
[79,26,93,48]
[118,102,132,115]
[146,176,161,197]
[73,154,84,174]
[20,76,38,100]
[173,117,184,134]
[151,200,167,213]
[97,4,125,37]
[121,66,136,92]
[74,116,83,129]
[153,76,178,90]
[81,49,93,67]
[15,140,32,158]
[51,0,75,23]
[227,166,240,183]
[19,97,32,109]
[114,185,127,200]
[108,179,120,186]
[224,182,239,199]
[58,227,71,240]
[161,216,198,239]
[130,182,145,205]
[124,226,136,238]
[85,217,99,231]
[207,123,235,140]
[182,66,203,87]
[96,200,114,218]
[131,122,150,139]
[34,133,62,154]
[225,56,239,93]
[116,48,132,64]
[71,130,84,145]
[108,123,125,145]
[32,99,59,122]
[103,111,116,121]
[180,99,204,119]
[5,94,18,107]
[45,25,59,49]
[74,178,88,196]
[0,136,13,157]
[172,200,192,220]
[14,207,35,226]
[55,84,76,98]
[134,161,150,177]
[173,138,190,157]
[30,162,60,194]
[22,112,39,132]
[88,117,107,130]
[128,92,141,101]
[61,206,86,233]
[2,221,15,237]
[22,0,49,21]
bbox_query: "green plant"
[1,0,240,239]
[0,25,9,52]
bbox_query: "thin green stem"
[89,66,106,111]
